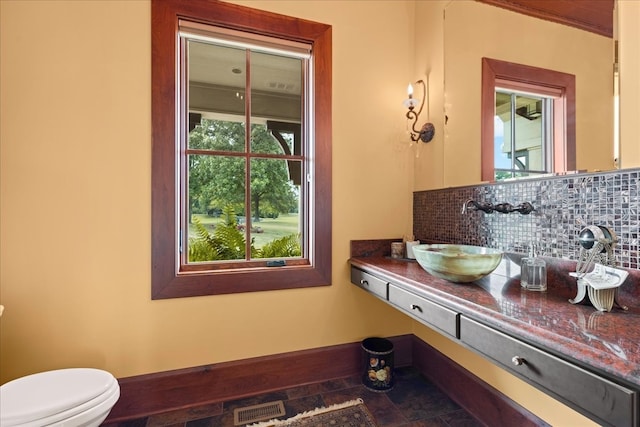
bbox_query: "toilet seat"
[0,368,120,427]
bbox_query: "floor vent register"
[233,400,286,425]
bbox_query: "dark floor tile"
[393,366,423,380]
[395,417,451,427]
[104,418,149,427]
[147,402,223,427]
[353,387,408,426]
[343,374,363,388]
[439,409,483,427]
[367,403,409,426]
[319,384,366,406]
[221,390,289,412]
[285,376,354,399]
[184,416,217,427]
[185,408,236,427]
[281,394,326,419]
[387,376,461,421]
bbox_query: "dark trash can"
[362,337,394,392]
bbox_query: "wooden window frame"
[151,0,332,299]
[476,0,614,38]
[481,57,576,182]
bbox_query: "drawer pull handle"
[410,304,423,312]
[360,279,369,287]
[512,356,525,366]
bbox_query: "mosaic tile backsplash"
[413,168,640,271]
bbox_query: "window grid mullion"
[244,49,252,261]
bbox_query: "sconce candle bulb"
[404,79,435,143]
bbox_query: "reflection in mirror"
[444,0,612,187]
[481,57,576,182]
[494,91,550,180]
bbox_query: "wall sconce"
[403,80,435,143]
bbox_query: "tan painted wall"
[410,1,448,191]
[0,0,415,382]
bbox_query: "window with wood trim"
[151,0,332,299]
[481,57,575,182]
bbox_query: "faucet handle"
[461,199,474,214]
[494,203,513,213]
[516,202,535,215]
[462,199,494,214]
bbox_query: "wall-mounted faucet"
[494,202,535,214]
[462,199,534,215]
[461,200,493,214]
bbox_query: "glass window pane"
[495,90,549,180]
[250,51,302,154]
[514,94,543,171]
[250,123,283,155]
[188,117,245,152]
[188,40,246,152]
[187,154,247,262]
[250,158,302,259]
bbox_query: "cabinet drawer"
[350,267,388,300]
[388,284,459,338]
[460,316,637,427]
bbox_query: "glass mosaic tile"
[413,168,640,270]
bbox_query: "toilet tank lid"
[0,368,117,424]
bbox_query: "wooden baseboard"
[105,334,543,426]
[105,335,413,422]
[411,336,550,427]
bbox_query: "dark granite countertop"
[349,251,640,389]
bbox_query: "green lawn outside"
[189,213,300,248]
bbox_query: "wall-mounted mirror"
[442,0,616,188]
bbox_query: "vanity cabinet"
[349,262,639,427]
[350,267,458,338]
[459,316,638,427]
[388,284,459,339]
[350,267,388,300]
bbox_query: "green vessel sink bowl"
[412,244,503,283]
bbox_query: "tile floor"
[104,367,481,427]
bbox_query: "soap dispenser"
[521,243,547,291]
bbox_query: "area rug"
[247,398,377,426]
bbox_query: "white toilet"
[0,368,120,427]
